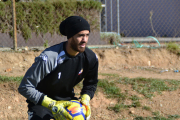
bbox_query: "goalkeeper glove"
[41,96,73,120]
[80,94,91,120]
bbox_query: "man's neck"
[65,42,79,56]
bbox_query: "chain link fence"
[0,0,180,49]
[101,0,180,45]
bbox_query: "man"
[18,16,99,120]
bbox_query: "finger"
[83,105,90,118]
[54,115,59,120]
[60,114,69,120]
[86,115,91,120]
[62,101,73,107]
[62,110,73,119]
[80,100,89,106]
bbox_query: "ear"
[68,37,73,41]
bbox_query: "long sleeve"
[81,52,99,99]
[18,52,56,105]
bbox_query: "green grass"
[134,116,172,120]
[168,115,180,119]
[100,32,121,45]
[99,73,180,99]
[129,95,140,101]
[98,73,180,117]
[108,101,141,113]
[166,42,180,55]
[1,73,180,119]
[142,106,151,111]
[0,75,23,83]
[131,101,141,107]
[99,73,119,78]
[119,77,180,98]
[133,114,180,120]
[134,112,180,120]
[108,103,128,113]
[98,79,126,99]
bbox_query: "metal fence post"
[110,0,112,31]
[12,0,17,51]
[117,0,120,35]
[105,0,107,32]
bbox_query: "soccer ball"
[65,100,86,120]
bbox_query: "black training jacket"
[18,41,98,105]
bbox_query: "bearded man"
[18,16,99,120]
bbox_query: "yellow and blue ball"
[65,100,86,120]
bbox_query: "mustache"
[79,42,86,45]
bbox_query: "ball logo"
[65,100,86,120]
[68,106,81,114]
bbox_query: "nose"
[82,35,89,42]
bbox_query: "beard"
[70,37,86,53]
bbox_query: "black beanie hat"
[59,16,90,39]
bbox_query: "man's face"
[69,30,89,53]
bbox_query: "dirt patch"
[0,47,180,120]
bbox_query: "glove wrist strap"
[81,94,90,101]
[41,96,56,109]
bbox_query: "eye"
[78,34,84,37]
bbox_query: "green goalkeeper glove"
[41,96,73,120]
[80,94,91,120]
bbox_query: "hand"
[41,96,56,110]
[80,94,91,120]
[41,96,73,120]
[52,101,73,120]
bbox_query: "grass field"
[1,43,180,119]
[96,73,180,120]
[1,73,180,120]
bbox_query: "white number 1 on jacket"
[58,72,61,79]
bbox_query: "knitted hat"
[59,16,90,39]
